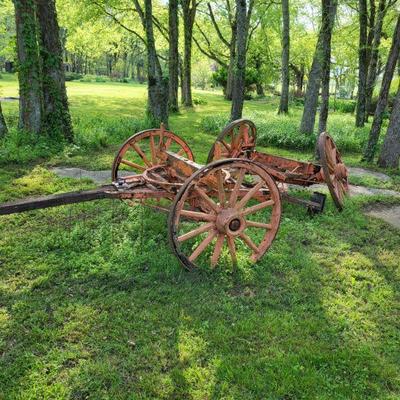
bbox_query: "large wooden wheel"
[168,159,281,271]
[318,132,349,211]
[112,126,194,181]
[206,119,257,163]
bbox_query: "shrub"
[65,72,83,81]
[330,98,356,114]
[0,128,65,164]
[193,96,207,105]
[200,112,370,152]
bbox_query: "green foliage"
[0,128,65,164]
[200,111,371,152]
[65,72,83,81]
[330,99,356,114]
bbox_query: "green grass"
[1,75,400,399]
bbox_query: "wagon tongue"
[0,185,116,216]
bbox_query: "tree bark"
[355,0,369,127]
[365,0,386,122]
[181,0,196,107]
[278,0,290,114]
[168,0,179,112]
[0,102,8,138]
[299,0,337,134]
[36,0,73,142]
[225,23,237,100]
[134,0,168,125]
[230,0,251,121]
[13,0,42,134]
[363,15,400,162]
[377,85,400,168]
[318,0,335,134]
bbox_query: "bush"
[193,96,207,105]
[65,72,83,81]
[72,116,150,151]
[0,128,65,164]
[200,112,370,152]
[330,99,356,114]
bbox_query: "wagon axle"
[0,119,348,270]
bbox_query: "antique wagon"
[0,119,349,270]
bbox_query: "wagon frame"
[0,119,349,270]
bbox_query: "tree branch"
[207,2,230,47]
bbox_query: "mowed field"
[0,75,400,399]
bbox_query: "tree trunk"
[225,24,237,101]
[13,0,42,134]
[363,15,400,162]
[355,0,368,127]
[230,0,250,121]
[278,0,290,114]
[318,0,335,134]
[168,0,179,112]
[377,86,400,168]
[0,102,8,138]
[36,0,73,142]
[181,0,196,107]
[299,0,337,134]
[365,0,386,122]
[143,0,169,125]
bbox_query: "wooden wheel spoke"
[164,137,173,150]
[227,236,237,265]
[236,181,264,210]
[211,234,225,267]
[149,133,157,164]
[229,168,245,207]
[131,143,151,167]
[177,148,186,156]
[189,230,218,262]
[178,222,214,242]
[246,220,272,229]
[239,232,259,253]
[241,199,275,216]
[180,209,217,222]
[121,159,146,171]
[195,187,220,212]
[221,140,231,151]
[215,170,226,206]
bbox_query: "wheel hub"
[334,163,348,180]
[215,208,245,236]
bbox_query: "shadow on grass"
[0,193,399,399]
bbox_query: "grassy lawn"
[1,75,400,399]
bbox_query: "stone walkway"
[51,166,400,229]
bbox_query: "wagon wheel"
[112,126,194,181]
[168,159,281,271]
[206,119,257,163]
[318,132,349,211]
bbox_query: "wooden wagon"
[0,119,349,270]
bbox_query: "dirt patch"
[364,204,400,229]
[348,166,391,182]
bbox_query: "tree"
[377,85,400,168]
[0,102,7,138]
[169,0,179,112]
[355,0,369,127]
[181,0,197,107]
[230,0,253,120]
[13,0,42,134]
[299,0,337,134]
[133,0,169,125]
[278,0,289,114]
[36,0,73,141]
[364,0,387,122]
[363,14,400,162]
[318,0,336,133]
